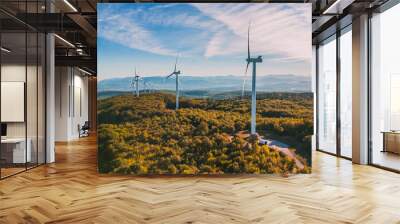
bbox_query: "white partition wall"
[55,67,89,141]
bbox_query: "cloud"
[140,10,222,32]
[98,6,176,56]
[191,3,311,61]
[98,3,311,63]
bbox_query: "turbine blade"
[242,62,250,98]
[174,54,179,72]
[247,21,251,60]
[167,72,174,78]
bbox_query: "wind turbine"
[131,67,140,97]
[143,80,153,93]
[244,22,263,135]
[166,55,181,110]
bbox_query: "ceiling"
[0,0,394,75]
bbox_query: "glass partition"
[0,2,46,179]
[317,35,337,154]
[38,32,45,165]
[1,30,28,177]
[27,31,38,169]
[339,26,352,158]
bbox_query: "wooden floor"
[372,150,400,171]
[1,136,400,224]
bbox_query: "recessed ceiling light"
[54,34,75,48]
[322,0,354,15]
[63,0,78,12]
[1,47,11,53]
[78,67,93,76]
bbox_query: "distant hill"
[97,91,132,100]
[98,90,313,100]
[98,74,311,93]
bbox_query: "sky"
[98,3,311,80]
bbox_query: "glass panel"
[318,36,337,154]
[0,1,46,178]
[38,33,45,165]
[27,31,38,169]
[340,28,352,158]
[26,0,39,169]
[371,4,400,171]
[1,30,27,177]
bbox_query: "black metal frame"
[0,0,47,180]
[336,25,341,158]
[367,10,373,166]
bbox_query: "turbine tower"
[244,23,263,135]
[132,67,140,97]
[166,55,181,110]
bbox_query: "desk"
[382,131,400,154]
[1,138,31,164]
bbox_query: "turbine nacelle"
[167,55,181,78]
[246,56,263,63]
[168,70,181,77]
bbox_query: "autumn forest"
[98,92,313,175]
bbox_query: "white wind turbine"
[131,67,140,97]
[143,80,154,93]
[166,55,181,110]
[243,22,263,135]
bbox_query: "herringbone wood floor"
[1,136,400,224]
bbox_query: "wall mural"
[97,3,313,175]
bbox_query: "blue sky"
[98,3,311,80]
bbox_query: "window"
[339,27,352,158]
[370,3,400,171]
[317,35,337,154]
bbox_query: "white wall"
[1,64,42,137]
[55,66,70,141]
[55,67,89,141]
[1,63,46,164]
[1,64,26,138]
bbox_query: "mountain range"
[98,74,311,93]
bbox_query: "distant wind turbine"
[166,55,181,110]
[131,67,140,97]
[143,80,154,93]
[243,22,263,135]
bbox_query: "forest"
[98,92,313,175]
